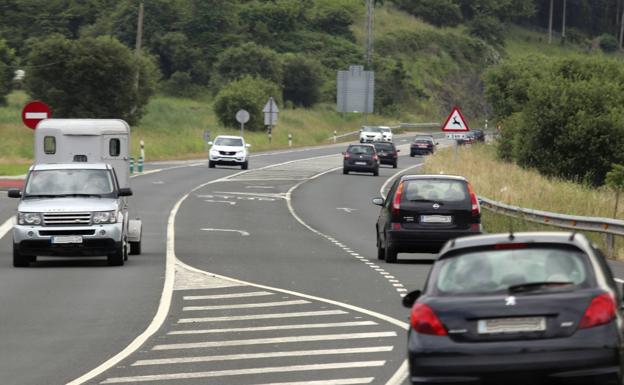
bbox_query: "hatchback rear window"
[432,246,592,295]
[374,143,393,151]
[348,145,374,154]
[403,179,467,202]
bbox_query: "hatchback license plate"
[51,236,83,244]
[420,215,452,223]
[478,317,546,334]
[355,161,367,165]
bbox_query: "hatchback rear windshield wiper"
[508,281,574,294]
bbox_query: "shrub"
[599,34,619,53]
[212,43,282,92]
[282,55,322,108]
[467,14,505,47]
[392,0,462,27]
[214,75,282,131]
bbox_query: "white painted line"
[133,346,393,366]
[392,284,403,287]
[183,299,309,311]
[244,378,374,385]
[178,309,347,323]
[25,112,47,119]
[386,360,409,385]
[389,280,399,283]
[616,278,624,284]
[183,291,274,300]
[66,170,251,385]
[201,228,249,236]
[153,332,397,350]
[204,199,236,205]
[101,361,386,384]
[246,185,275,189]
[0,216,14,240]
[168,321,378,335]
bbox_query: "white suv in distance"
[208,135,250,169]
[359,126,383,143]
[379,126,393,142]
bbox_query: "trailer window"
[43,136,56,154]
[109,139,121,157]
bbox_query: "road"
[1,137,623,385]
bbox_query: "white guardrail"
[478,196,624,257]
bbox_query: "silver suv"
[9,163,134,266]
[208,135,250,169]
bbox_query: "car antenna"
[508,216,515,241]
[569,231,577,241]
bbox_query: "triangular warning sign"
[441,107,470,132]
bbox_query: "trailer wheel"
[130,240,141,255]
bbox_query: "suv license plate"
[478,317,546,334]
[421,215,452,223]
[52,236,83,244]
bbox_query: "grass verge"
[422,143,623,259]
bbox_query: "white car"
[208,135,250,169]
[359,126,383,143]
[379,126,393,142]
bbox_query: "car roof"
[215,135,244,139]
[31,163,110,171]
[373,141,394,145]
[399,174,467,182]
[438,231,594,258]
[348,143,375,147]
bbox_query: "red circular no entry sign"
[21,100,52,129]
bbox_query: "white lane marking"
[246,380,373,385]
[0,216,14,240]
[151,181,165,185]
[386,360,409,385]
[204,199,236,205]
[337,207,358,213]
[183,299,309,311]
[183,291,274,300]
[213,191,287,199]
[616,278,624,284]
[246,185,275,189]
[130,168,162,178]
[66,170,251,385]
[153,332,397,350]
[101,361,386,384]
[201,228,249,236]
[380,163,424,199]
[133,346,393,366]
[168,321,378,335]
[179,309,348,323]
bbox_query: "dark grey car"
[343,144,380,176]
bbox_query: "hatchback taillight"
[373,154,379,161]
[344,153,350,159]
[411,303,447,336]
[467,182,480,217]
[579,293,616,329]
[392,182,404,215]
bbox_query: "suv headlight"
[93,211,117,224]
[210,149,219,156]
[236,151,245,156]
[18,212,42,225]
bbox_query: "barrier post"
[129,157,135,175]
[333,130,337,144]
[288,133,292,148]
[138,157,144,173]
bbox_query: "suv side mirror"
[402,290,422,308]
[7,189,21,198]
[372,197,384,206]
[118,188,133,197]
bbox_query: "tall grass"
[423,143,623,258]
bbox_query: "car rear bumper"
[408,326,622,384]
[387,226,481,252]
[379,157,396,164]
[410,148,433,154]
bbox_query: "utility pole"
[620,3,624,49]
[561,0,567,41]
[365,0,374,67]
[132,0,144,116]
[548,0,554,44]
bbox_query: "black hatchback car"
[373,175,481,262]
[410,135,437,156]
[402,232,623,385]
[373,141,399,168]
[342,144,379,176]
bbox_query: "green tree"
[25,35,159,125]
[392,0,463,27]
[282,55,322,107]
[467,14,505,47]
[0,37,16,105]
[606,164,624,218]
[599,34,618,53]
[212,43,283,91]
[214,75,282,131]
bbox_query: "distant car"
[343,144,379,176]
[457,131,476,145]
[360,126,384,143]
[472,129,485,142]
[402,232,623,385]
[208,135,250,169]
[379,126,393,142]
[373,141,399,168]
[410,135,437,156]
[373,174,481,262]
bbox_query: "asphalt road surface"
[1,137,623,385]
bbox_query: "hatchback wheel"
[343,168,349,175]
[385,238,397,263]
[373,168,379,176]
[393,161,398,169]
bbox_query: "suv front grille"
[43,213,91,226]
[219,151,236,156]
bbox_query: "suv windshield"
[25,169,114,196]
[214,137,243,146]
[403,179,467,202]
[432,246,592,295]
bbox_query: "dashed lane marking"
[183,291,274,300]
[182,299,310,311]
[178,309,348,324]
[167,321,378,335]
[200,228,249,236]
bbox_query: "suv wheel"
[208,161,216,168]
[108,243,125,266]
[241,161,249,170]
[13,244,30,267]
